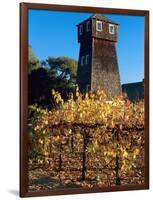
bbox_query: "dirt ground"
[28,164,144,192]
[28,166,82,191]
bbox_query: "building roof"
[76,13,119,26]
[91,14,119,25]
[122,80,144,101]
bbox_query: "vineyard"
[28,87,144,191]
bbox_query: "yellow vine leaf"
[122,151,128,158]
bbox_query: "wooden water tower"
[77,14,121,98]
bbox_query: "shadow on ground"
[8,189,19,197]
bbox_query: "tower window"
[86,54,89,65]
[96,21,102,31]
[81,56,85,66]
[86,21,90,32]
[79,25,83,35]
[109,24,115,34]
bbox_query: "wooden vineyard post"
[82,133,87,181]
[81,128,92,181]
[42,141,45,165]
[71,136,74,153]
[48,136,52,167]
[58,141,62,172]
[115,125,121,185]
[70,128,74,153]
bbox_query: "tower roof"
[76,13,119,26]
[91,14,119,25]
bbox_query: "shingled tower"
[77,14,121,98]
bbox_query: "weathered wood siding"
[77,19,92,43]
[77,38,92,92]
[92,19,118,42]
[91,39,121,98]
[77,14,121,98]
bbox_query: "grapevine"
[28,87,144,190]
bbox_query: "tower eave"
[76,14,119,27]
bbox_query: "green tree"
[28,45,41,74]
[44,56,78,91]
[46,56,78,77]
[28,51,78,108]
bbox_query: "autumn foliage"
[28,86,144,190]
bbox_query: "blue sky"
[28,9,144,84]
